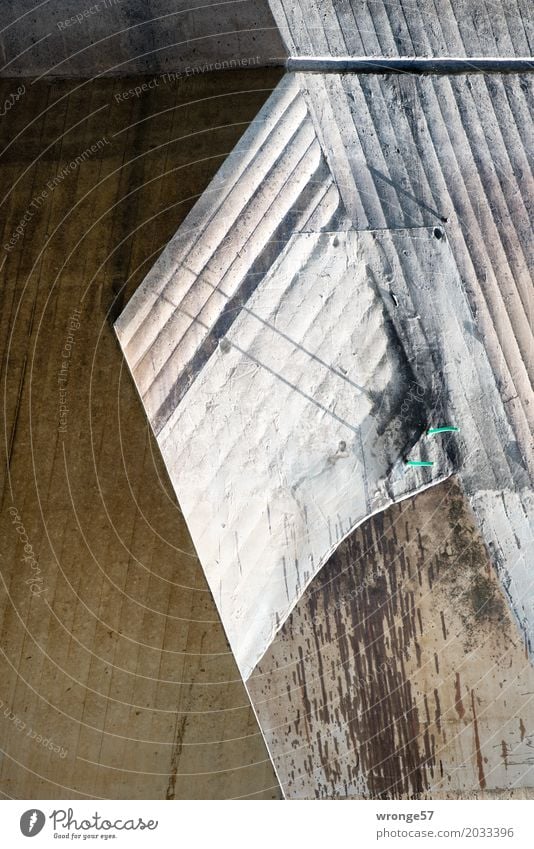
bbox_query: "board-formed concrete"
[136,228,457,678]
[268,0,533,58]
[116,68,533,688]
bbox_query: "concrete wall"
[0,0,286,77]
[0,68,283,799]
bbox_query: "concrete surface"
[250,478,534,799]
[114,68,533,679]
[0,69,283,799]
[268,0,533,57]
[0,0,286,77]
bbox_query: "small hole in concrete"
[434,227,443,240]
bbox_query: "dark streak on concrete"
[249,477,531,799]
[471,690,487,790]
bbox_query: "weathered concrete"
[144,229,456,678]
[268,0,534,58]
[115,69,533,679]
[4,0,531,803]
[114,65,533,799]
[298,72,534,478]
[0,0,286,77]
[0,70,283,800]
[250,478,534,799]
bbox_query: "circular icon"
[20,810,46,837]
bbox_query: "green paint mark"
[427,426,459,435]
[405,460,434,468]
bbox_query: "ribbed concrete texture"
[298,71,534,474]
[114,58,533,796]
[268,0,533,58]
[3,0,533,805]
[0,0,286,77]
[0,70,283,800]
[115,75,350,437]
[116,67,533,672]
[295,75,534,656]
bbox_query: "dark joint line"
[287,57,534,75]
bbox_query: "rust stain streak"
[249,479,534,798]
[471,690,487,790]
[455,673,466,720]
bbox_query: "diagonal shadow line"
[367,164,445,222]
[156,293,362,436]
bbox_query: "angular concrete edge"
[115,72,533,683]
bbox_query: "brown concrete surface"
[250,478,534,799]
[0,69,283,799]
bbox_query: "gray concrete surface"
[0,0,286,77]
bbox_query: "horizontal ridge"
[287,56,534,73]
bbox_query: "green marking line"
[427,426,459,435]
[405,460,434,468]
